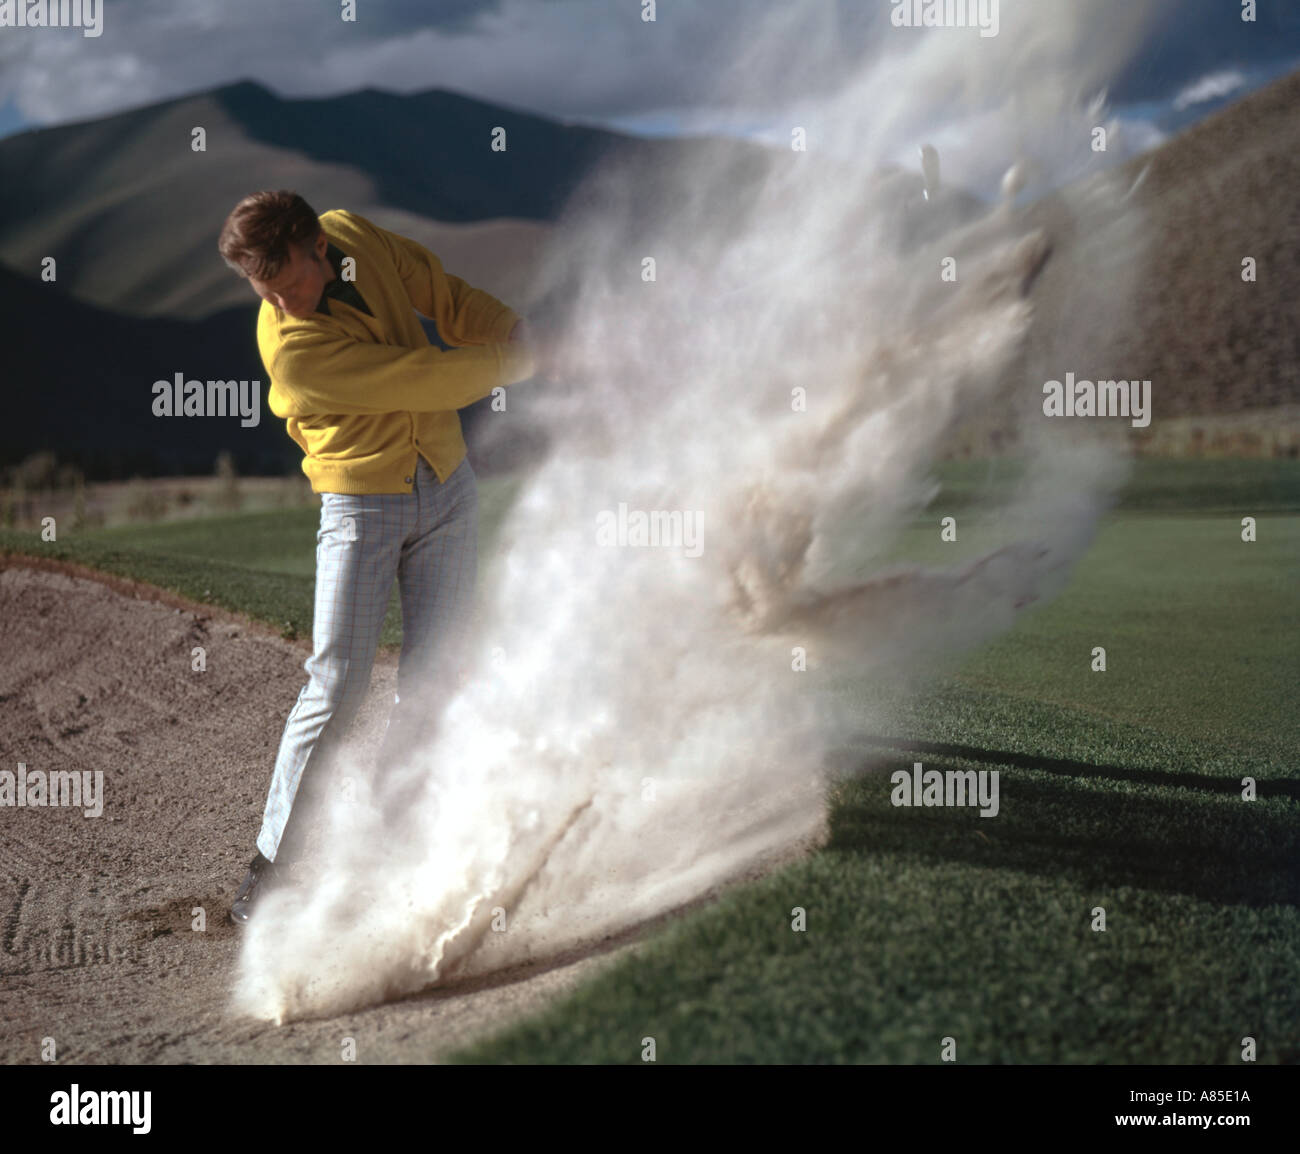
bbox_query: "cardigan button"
[404,476,412,484]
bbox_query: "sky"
[0,0,1297,158]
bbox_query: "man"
[217,189,544,924]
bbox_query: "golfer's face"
[251,243,327,319]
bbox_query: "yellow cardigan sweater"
[258,209,536,493]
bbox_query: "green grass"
[447,463,1300,1064]
[0,473,524,645]
[453,748,1297,1062]
[448,516,1298,1062]
[879,514,1300,760]
[932,456,1300,513]
[1,458,1296,1061]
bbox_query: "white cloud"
[0,0,816,133]
[1172,69,1246,110]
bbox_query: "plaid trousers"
[257,454,479,862]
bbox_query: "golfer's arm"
[377,224,519,345]
[266,329,535,419]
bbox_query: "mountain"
[0,79,778,479]
[0,264,289,478]
[1013,65,1300,434]
[4,67,1298,481]
[0,260,554,480]
[0,79,767,321]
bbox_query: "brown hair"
[218,190,321,281]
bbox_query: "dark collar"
[315,241,374,318]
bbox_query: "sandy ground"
[0,560,820,1064]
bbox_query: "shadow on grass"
[828,746,1299,909]
[842,734,1300,800]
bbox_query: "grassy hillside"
[0,79,767,320]
[1015,67,1300,426]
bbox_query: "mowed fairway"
[1,462,1296,1062]
[450,481,1299,1063]
[0,473,528,647]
